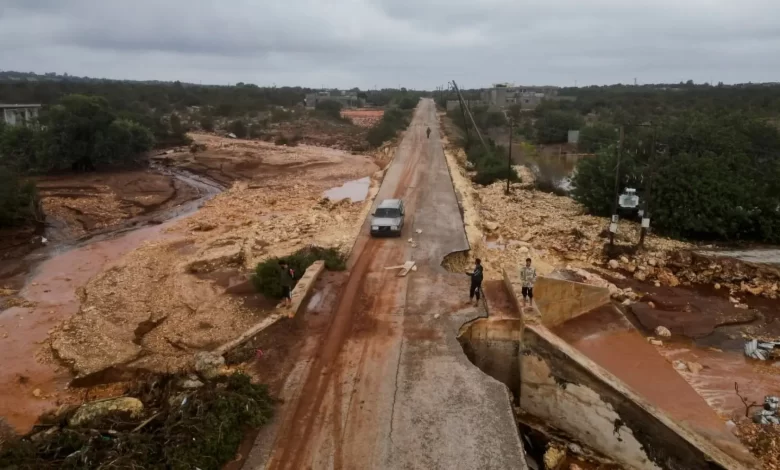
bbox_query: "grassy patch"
[0,373,274,470]
[252,246,346,299]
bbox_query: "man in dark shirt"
[466,258,484,306]
[279,261,295,308]
[426,127,431,139]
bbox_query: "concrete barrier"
[532,276,610,328]
[289,260,325,318]
[215,260,326,356]
[464,270,755,469]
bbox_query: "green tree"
[314,100,344,120]
[228,120,248,138]
[0,167,40,228]
[578,123,618,153]
[534,110,584,144]
[200,115,215,132]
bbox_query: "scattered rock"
[674,360,688,371]
[69,397,144,427]
[648,258,657,267]
[649,339,664,346]
[194,351,225,380]
[687,361,704,374]
[543,445,566,470]
[32,388,42,398]
[620,256,629,264]
[633,270,647,281]
[484,221,499,232]
[567,443,583,455]
[177,375,205,390]
[415,229,423,234]
[434,314,440,319]
[714,283,721,290]
[736,303,749,310]
[654,325,671,337]
[648,301,656,309]
[729,296,740,304]
[608,259,619,269]
[654,281,661,287]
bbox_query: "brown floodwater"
[0,222,185,432]
[323,177,371,202]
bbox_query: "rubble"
[47,133,386,378]
[69,397,144,427]
[754,396,780,425]
[744,339,780,361]
[194,351,225,380]
[654,326,671,337]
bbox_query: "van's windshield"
[375,208,400,218]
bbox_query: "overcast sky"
[2,0,779,89]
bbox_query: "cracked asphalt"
[251,99,526,470]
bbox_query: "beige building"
[1,104,41,126]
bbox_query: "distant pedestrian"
[466,258,484,306]
[426,127,431,139]
[520,258,537,307]
[279,261,295,308]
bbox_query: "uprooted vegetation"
[252,246,347,298]
[0,373,274,470]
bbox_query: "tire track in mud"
[267,107,428,470]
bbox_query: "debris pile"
[736,415,780,470]
[745,340,780,361]
[0,373,274,470]
[47,135,385,379]
[754,396,780,425]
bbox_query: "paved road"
[252,99,526,469]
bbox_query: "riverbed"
[0,167,223,432]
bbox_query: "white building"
[1,104,41,126]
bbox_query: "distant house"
[305,91,362,109]
[1,104,41,126]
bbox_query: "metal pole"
[609,126,625,247]
[638,128,656,249]
[507,119,513,194]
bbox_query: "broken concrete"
[458,269,757,469]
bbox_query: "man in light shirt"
[520,258,536,307]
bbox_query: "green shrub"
[314,100,344,120]
[0,168,41,228]
[473,153,519,186]
[534,110,584,144]
[397,96,418,110]
[0,373,274,470]
[228,120,248,138]
[252,247,346,298]
[200,115,215,132]
[366,108,411,148]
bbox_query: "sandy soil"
[341,109,384,128]
[38,170,201,241]
[48,134,385,380]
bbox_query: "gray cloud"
[1,0,778,88]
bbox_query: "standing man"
[466,258,484,306]
[279,260,295,308]
[520,258,537,307]
[426,126,432,139]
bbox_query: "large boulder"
[69,397,144,427]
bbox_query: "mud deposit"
[0,221,183,432]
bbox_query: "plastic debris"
[745,339,780,361]
[754,396,780,424]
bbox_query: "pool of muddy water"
[323,177,370,202]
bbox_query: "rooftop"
[0,104,42,109]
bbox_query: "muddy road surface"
[250,99,526,469]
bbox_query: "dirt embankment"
[341,109,384,128]
[48,134,389,380]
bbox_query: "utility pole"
[507,118,513,194]
[451,80,489,152]
[639,131,658,249]
[609,126,625,248]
